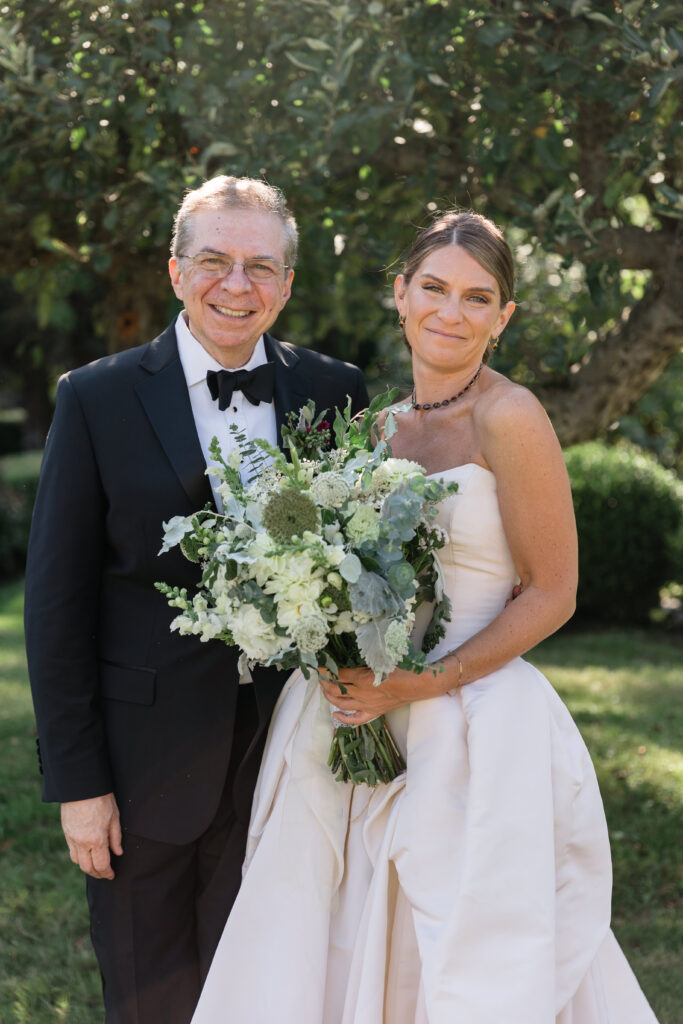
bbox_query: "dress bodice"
[427,463,519,657]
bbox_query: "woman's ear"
[394,274,407,317]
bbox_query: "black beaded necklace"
[411,362,483,411]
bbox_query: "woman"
[191,211,658,1023]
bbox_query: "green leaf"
[653,183,683,208]
[585,12,615,28]
[649,70,681,106]
[284,50,320,72]
[302,37,333,52]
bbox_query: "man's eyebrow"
[194,247,279,260]
[418,271,496,293]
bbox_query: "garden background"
[0,1,681,1021]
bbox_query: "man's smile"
[211,304,252,318]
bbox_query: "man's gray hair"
[171,175,299,268]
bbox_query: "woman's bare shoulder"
[475,374,550,435]
[473,374,564,477]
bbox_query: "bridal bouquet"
[156,392,456,786]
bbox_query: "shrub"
[0,450,42,581]
[564,442,683,624]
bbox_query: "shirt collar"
[175,310,267,387]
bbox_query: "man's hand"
[61,793,123,880]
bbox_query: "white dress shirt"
[175,311,278,506]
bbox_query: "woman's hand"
[318,665,443,726]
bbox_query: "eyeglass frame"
[175,251,291,283]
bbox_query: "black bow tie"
[206,364,276,410]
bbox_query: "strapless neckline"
[426,462,494,480]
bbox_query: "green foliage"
[612,350,683,474]
[0,0,680,434]
[0,451,41,581]
[565,442,683,623]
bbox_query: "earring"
[398,314,406,330]
[489,335,499,351]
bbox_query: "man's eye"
[201,257,225,268]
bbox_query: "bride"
[191,210,658,1023]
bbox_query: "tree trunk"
[539,271,682,446]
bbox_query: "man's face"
[169,207,294,368]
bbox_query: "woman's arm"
[320,385,577,724]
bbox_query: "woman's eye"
[423,283,442,293]
[469,294,489,304]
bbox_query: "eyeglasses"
[176,252,289,283]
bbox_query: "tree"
[0,0,680,446]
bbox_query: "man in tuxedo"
[24,175,368,1024]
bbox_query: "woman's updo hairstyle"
[401,209,515,307]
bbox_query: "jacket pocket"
[99,660,156,706]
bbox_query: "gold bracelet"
[454,653,463,687]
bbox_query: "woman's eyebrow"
[418,272,496,293]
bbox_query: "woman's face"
[394,244,515,373]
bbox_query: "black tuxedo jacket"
[24,323,368,844]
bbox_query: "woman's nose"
[439,294,463,321]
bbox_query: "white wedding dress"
[192,463,659,1024]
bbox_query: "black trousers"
[86,685,263,1024]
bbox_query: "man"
[24,175,368,1024]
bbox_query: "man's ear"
[280,268,295,308]
[168,257,183,300]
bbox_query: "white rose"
[371,458,424,495]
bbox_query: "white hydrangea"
[258,550,322,591]
[310,472,351,509]
[229,605,283,662]
[346,504,381,546]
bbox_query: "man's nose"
[219,263,252,291]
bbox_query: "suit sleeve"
[347,366,369,418]
[24,374,114,802]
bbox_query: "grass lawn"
[1,578,681,1022]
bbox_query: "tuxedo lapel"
[135,324,214,510]
[264,333,311,450]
